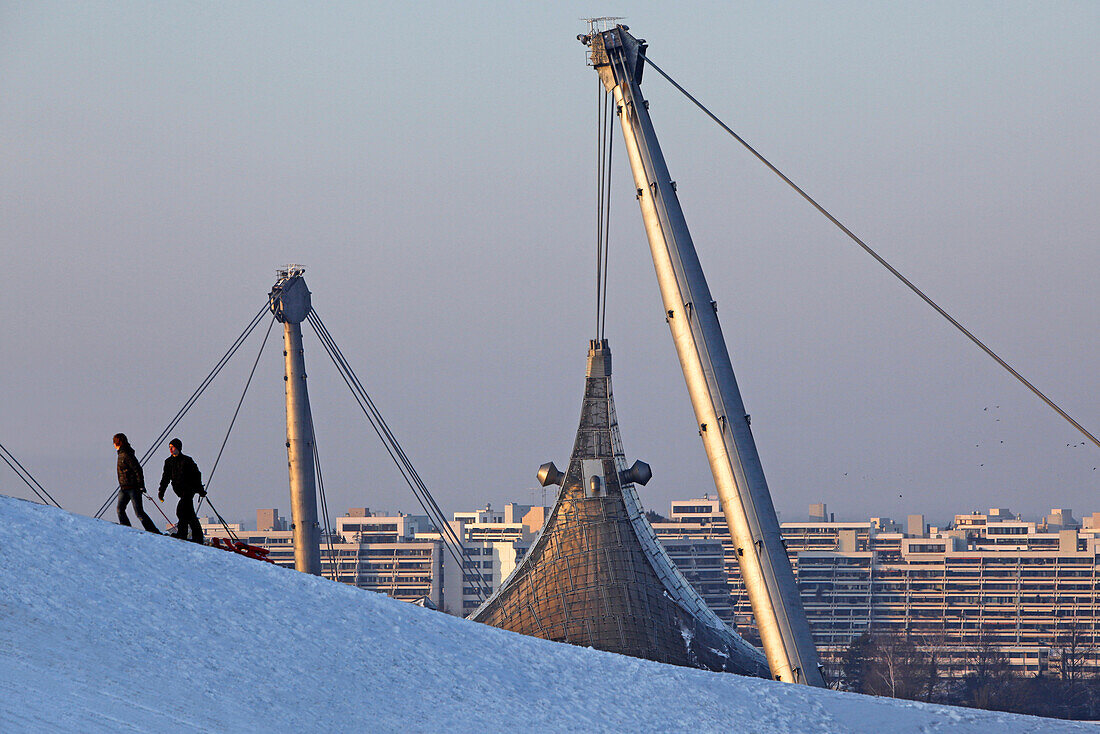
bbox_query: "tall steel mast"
[269,265,322,576]
[584,26,824,686]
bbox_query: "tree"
[1055,617,1093,684]
[1053,618,1096,718]
[960,641,1013,711]
[863,634,935,701]
[839,633,875,693]
[909,631,946,703]
[838,633,940,701]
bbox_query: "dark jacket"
[116,447,144,491]
[158,454,204,498]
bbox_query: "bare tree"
[910,630,949,703]
[863,633,935,701]
[961,640,1012,710]
[1053,617,1096,718]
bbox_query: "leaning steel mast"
[269,265,322,576]
[583,26,824,686]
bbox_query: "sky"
[1,1,1096,529]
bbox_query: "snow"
[0,494,1090,733]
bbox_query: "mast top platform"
[579,24,646,89]
[275,264,306,282]
[270,264,310,324]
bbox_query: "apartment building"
[654,535,731,622]
[203,509,446,608]
[204,504,545,617]
[654,499,1100,677]
[453,502,547,544]
[447,503,543,616]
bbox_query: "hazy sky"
[2,1,1097,529]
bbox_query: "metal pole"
[270,266,322,576]
[588,26,824,686]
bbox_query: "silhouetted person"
[157,438,206,543]
[113,433,160,533]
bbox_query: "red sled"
[209,536,274,563]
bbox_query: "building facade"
[446,503,541,616]
[204,504,541,617]
[653,499,1100,678]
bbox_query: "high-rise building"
[204,509,447,609]
[654,499,1100,678]
[445,504,543,616]
[203,504,543,617]
[256,509,285,532]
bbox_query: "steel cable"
[196,314,277,508]
[596,80,605,339]
[192,314,278,543]
[94,302,271,520]
[595,83,615,341]
[600,90,614,340]
[306,309,475,591]
[305,309,487,601]
[309,421,337,582]
[638,51,1099,450]
[307,313,463,550]
[305,310,471,570]
[0,441,62,508]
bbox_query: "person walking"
[157,438,206,543]
[114,433,160,533]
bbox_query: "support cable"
[0,441,63,508]
[596,79,605,340]
[194,314,278,545]
[94,302,271,520]
[595,84,615,341]
[308,315,465,559]
[307,308,478,596]
[305,309,487,602]
[309,411,337,582]
[600,89,614,340]
[305,310,477,588]
[638,51,1100,450]
[201,494,237,543]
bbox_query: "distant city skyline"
[203,495,1093,537]
[2,3,1096,525]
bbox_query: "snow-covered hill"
[0,495,1088,733]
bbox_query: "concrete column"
[270,267,322,576]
